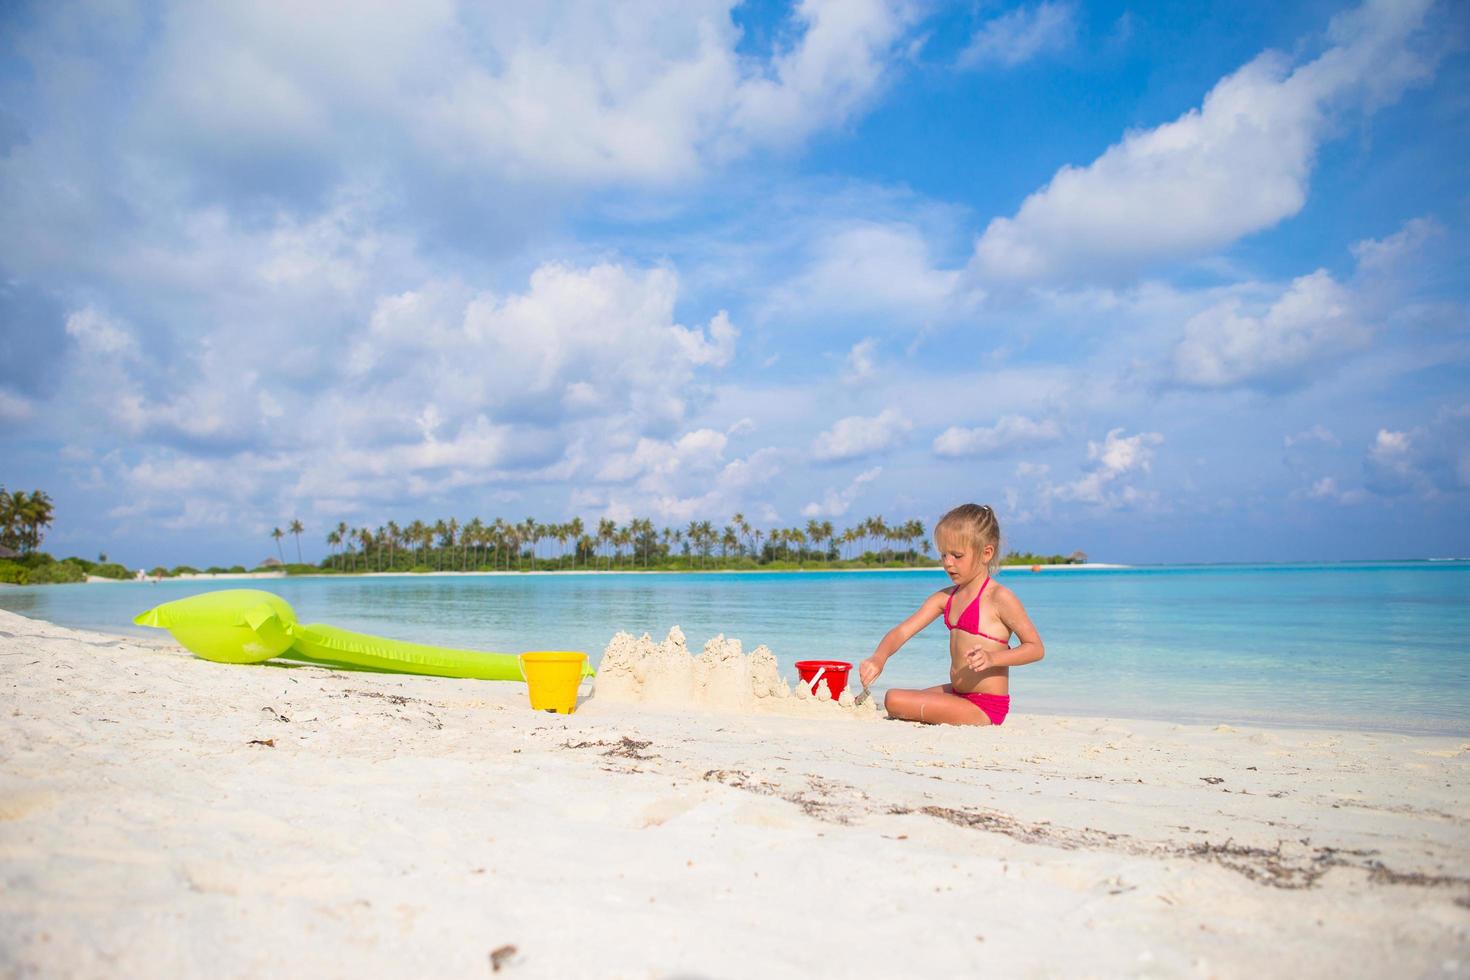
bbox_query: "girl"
[858,504,1043,726]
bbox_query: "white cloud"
[64,307,138,357]
[596,428,730,483]
[969,0,1436,281]
[0,389,35,423]
[1350,216,1444,276]
[729,0,919,151]
[775,222,978,322]
[1051,428,1163,506]
[60,257,741,523]
[355,261,737,430]
[1090,427,1160,475]
[1293,476,1369,505]
[933,414,1062,457]
[1284,424,1340,448]
[1292,408,1470,508]
[812,408,912,462]
[959,2,1075,69]
[843,338,878,383]
[802,466,881,518]
[1171,270,1368,388]
[1362,427,1425,496]
[604,445,791,524]
[133,0,916,188]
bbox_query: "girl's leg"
[883,684,993,727]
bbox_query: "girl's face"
[937,535,994,584]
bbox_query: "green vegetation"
[0,552,89,585]
[0,486,1085,585]
[1,486,54,555]
[267,515,1088,575]
[1003,550,1088,567]
[24,559,87,584]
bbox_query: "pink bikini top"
[943,576,1010,644]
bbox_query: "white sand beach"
[1,608,1466,977]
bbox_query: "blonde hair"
[934,503,1002,573]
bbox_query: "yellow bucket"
[519,651,588,714]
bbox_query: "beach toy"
[134,588,296,664]
[136,589,594,683]
[519,651,589,713]
[289,623,531,681]
[794,660,851,700]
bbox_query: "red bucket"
[794,660,851,700]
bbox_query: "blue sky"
[1,0,1466,567]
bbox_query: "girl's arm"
[964,588,1044,670]
[859,590,947,686]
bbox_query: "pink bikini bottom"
[955,692,1010,726]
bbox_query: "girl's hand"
[858,657,883,687]
[964,646,995,671]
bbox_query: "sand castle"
[590,626,880,718]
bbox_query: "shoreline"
[2,609,1467,976]
[78,562,1130,583]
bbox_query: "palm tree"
[637,518,657,568]
[685,521,701,567]
[386,520,402,570]
[402,521,417,568]
[731,512,750,558]
[325,529,341,567]
[463,518,483,570]
[288,519,304,563]
[3,490,55,554]
[0,487,15,552]
[615,524,633,569]
[525,518,542,567]
[488,518,506,570]
[696,520,715,564]
[806,519,825,562]
[597,519,615,570]
[905,519,926,564]
[867,515,888,564]
[553,522,569,568]
[271,527,285,563]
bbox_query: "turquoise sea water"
[2,562,1466,735]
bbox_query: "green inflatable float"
[135,588,593,681]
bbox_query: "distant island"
[0,500,1089,584]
